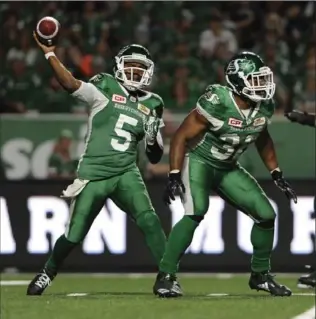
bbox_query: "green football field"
[1,273,315,319]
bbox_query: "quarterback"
[153,52,297,298]
[27,33,167,295]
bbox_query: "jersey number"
[111,114,138,152]
[211,134,255,160]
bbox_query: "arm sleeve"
[145,130,164,164]
[71,81,104,105]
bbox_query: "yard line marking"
[206,293,315,297]
[292,307,316,319]
[0,280,30,286]
[67,293,88,297]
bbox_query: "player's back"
[191,84,275,169]
[77,73,163,180]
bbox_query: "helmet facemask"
[115,54,154,91]
[240,67,275,102]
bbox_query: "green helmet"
[224,51,275,102]
[114,44,154,91]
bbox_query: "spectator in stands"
[48,129,77,179]
[199,13,238,58]
[4,55,42,113]
[293,49,316,113]
[228,1,256,49]
[159,40,203,81]
[41,76,80,113]
[0,1,313,115]
[204,42,232,84]
[7,30,39,67]
[158,65,203,113]
[2,11,19,53]
[262,44,290,111]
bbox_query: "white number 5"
[111,114,138,152]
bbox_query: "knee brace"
[188,215,204,223]
[257,219,275,229]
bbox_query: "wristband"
[45,52,56,60]
[170,169,180,174]
[270,167,281,174]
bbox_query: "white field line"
[291,307,316,319]
[0,272,303,279]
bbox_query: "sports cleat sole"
[156,292,182,298]
[154,288,183,298]
[252,288,292,297]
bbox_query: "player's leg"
[217,166,291,296]
[155,155,212,297]
[111,167,166,265]
[27,178,117,296]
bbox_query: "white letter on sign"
[237,199,278,254]
[27,196,69,253]
[82,200,126,254]
[0,197,16,254]
[291,197,315,254]
[170,196,225,254]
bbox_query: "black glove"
[271,170,297,203]
[285,111,315,127]
[163,171,185,205]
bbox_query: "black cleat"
[249,272,292,297]
[27,268,56,296]
[298,265,316,288]
[153,272,183,298]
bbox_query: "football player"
[153,52,297,298]
[285,110,316,289]
[27,33,167,295]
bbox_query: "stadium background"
[0,1,315,273]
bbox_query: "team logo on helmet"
[226,59,256,75]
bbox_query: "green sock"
[45,235,77,273]
[250,223,274,273]
[136,212,167,265]
[159,216,199,274]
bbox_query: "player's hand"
[33,31,55,54]
[144,116,160,144]
[285,111,307,123]
[271,170,297,203]
[163,171,185,205]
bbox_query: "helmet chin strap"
[122,83,138,92]
[234,90,257,107]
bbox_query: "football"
[35,16,60,47]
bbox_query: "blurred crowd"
[0,1,315,115]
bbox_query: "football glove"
[285,111,315,127]
[163,171,185,205]
[144,116,160,145]
[271,169,297,203]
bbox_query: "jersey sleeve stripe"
[196,102,224,131]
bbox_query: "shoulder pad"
[89,73,113,91]
[201,84,228,106]
[150,92,164,108]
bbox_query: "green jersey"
[72,73,164,180]
[191,84,275,169]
